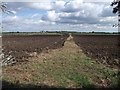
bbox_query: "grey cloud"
[44,2,107,24]
[100,6,115,17]
[57,17,99,24]
[6,1,66,12]
[6,2,30,11]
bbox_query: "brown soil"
[29,34,86,63]
[72,35,120,69]
[2,35,68,64]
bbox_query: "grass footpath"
[2,34,119,88]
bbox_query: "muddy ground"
[73,35,120,69]
[2,35,68,64]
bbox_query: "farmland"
[1,33,120,89]
[2,34,68,65]
[73,35,120,69]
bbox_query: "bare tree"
[0,2,15,14]
[0,2,15,29]
[0,2,16,67]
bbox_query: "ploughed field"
[2,34,119,88]
[73,35,120,68]
[2,35,68,64]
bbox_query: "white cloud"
[100,16,117,23]
[52,0,66,9]
[39,2,104,24]
[1,0,53,3]
[1,0,115,2]
[6,2,52,11]
[28,3,52,10]
[3,16,20,22]
[2,1,118,32]
[42,10,59,21]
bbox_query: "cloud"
[2,0,53,2]
[6,1,66,11]
[40,2,109,25]
[6,2,52,11]
[101,5,115,17]
[28,3,52,10]
[3,16,20,23]
[42,10,59,21]
[2,1,118,32]
[1,0,115,3]
[52,0,66,10]
[99,16,117,24]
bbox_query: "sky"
[1,0,119,32]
